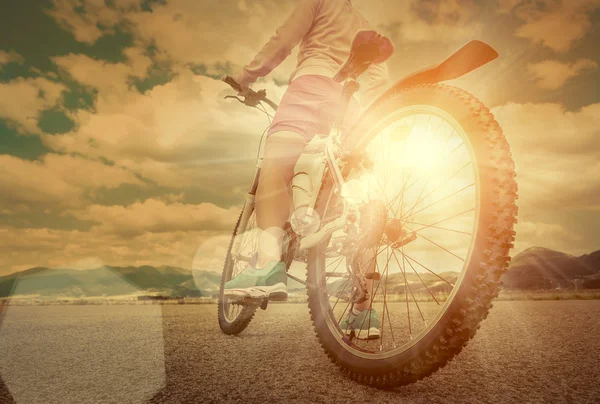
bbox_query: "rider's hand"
[230,71,251,97]
[238,86,251,97]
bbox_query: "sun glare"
[397,124,447,174]
[345,112,478,276]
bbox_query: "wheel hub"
[385,219,417,248]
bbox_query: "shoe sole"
[342,327,381,340]
[224,282,288,302]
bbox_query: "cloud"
[45,0,485,84]
[0,199,239,275]
[0,226,229,275]
[0,154,143,211]
[51,53,135,104]
[528,59,599,90]
[45,0,299,81]
[45,0,138,44]
[0,77,67,134]
[491,101,600,255]
[514,221,584,255]
[494,102,600,158]
[492,102,600,254]
[43,54,278,197]
[71,198,239,237]
[497,0,600,52]
[0,50,24,66]
[126,0,300,68]
[355,0,485,43]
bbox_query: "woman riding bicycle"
[224,0,390,337]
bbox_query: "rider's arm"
[232,0,320,91]
[360,60,390,108]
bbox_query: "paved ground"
[0,301,599,403]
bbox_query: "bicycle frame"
[230,80,363,266]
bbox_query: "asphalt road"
[0,301,599,403]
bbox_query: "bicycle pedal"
[268,292,288,302]
[232,296,262,306]
[392,231,417,248]
[365,272,381,280]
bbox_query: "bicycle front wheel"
[217,205,259,335]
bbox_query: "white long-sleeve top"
[233,0,390,108]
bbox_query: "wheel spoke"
[354,246,394,339]
[405,183,475,220]
[400,178,429,219]
[330,278,351,310]
[448,142,465,156]
[386,172,415,214]
[394,251,427,325]
[404,224,465,262]
[405,221,472,236]
[401,253,455,287]
[337,289,353,326]
[408,208,475,233]
[403,254,441,306]
[379,248,388,351]
[402,161,472,219]
[390,115,440,219]
[325,257,345,279]
[390,120,458,219]
[399,245,412,339]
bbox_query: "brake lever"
[224,95,245,104]
[243,89,266,107]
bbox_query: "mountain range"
[1,247,599,299]
[501,247,600,290]
[0,265,220,299]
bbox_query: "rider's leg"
[353,248,376,312]
[254,130,307,269]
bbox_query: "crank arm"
[299,216,346,251]
[391,231,417,248]
[235,254,253,263]
[287,273,316,291]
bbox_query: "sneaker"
[224,261,288,301]
[339,308,380,340]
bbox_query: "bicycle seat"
[333,30,394,83]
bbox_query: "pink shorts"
[267,74,362,142]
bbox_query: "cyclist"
[224,0,390,338]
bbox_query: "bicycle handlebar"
[222,75,243,93]
[222,75,278,111]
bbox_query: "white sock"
[256,227,285,268]
[351,306,363,316]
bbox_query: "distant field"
[2,289,600,306]
[496,289,600,301]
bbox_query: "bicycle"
[219,30,518,387]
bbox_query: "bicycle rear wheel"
[307,84,518,387]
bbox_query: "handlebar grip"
[222,75,242,93]
[222,75,278,111]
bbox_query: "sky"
[0,0,599,275]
